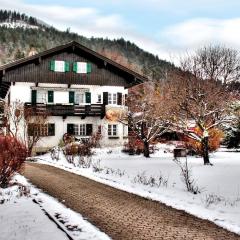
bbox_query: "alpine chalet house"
[0,41,146,152]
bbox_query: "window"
[108,124,117,136]
[73,124,79,135]
[50,60,70,72]
[108,93,117,104]
[73,62,91,73]
[37,91,47,104]
[97,94,102,103]
[75,92,85,104]
[68,124,91,136]
[79,124,86,136]
[28,124,55,137]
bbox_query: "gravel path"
[23,163,240,240]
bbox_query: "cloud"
[161,18,240,51]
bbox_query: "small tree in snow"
[167,70,233,165]
[4,100,48,156]
[120,82,171,157]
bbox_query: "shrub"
[0,135,27,188]
[123,139,156,155]
[173,158,201,194]
[184,127,224,156]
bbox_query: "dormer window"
[50,60,70,72]
[73,62,91,73]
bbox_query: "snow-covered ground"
[0,175,110,240]
[36,144,240,235]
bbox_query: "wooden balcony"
[24,103,105,119]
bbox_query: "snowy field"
[36,144,240,235]
[0,175,110,240]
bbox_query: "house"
[0,41,146,152]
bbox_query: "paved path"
[23,163,240,240]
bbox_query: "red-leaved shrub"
[0,135,27,188]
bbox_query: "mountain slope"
[0,10,174,80]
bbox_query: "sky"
[1,0,240,62]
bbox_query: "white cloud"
[161,18,240,51]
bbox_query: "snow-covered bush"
[133,171,168,188]
[92,160,103,173]
[0,135,27,188]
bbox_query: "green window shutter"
[86,124,93,136]
[85,92,91,104]
[48,124,55,136]
[73,62,77,73]
[65,62,70,72]
[87,63,92,73]
[31,90,37,104]
[67,124,74,135]
[117,92,122,105]
[48,91,54,103]
[103,92,108,105]
[50,60,55,71]
[69,91,75,104]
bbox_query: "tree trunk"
[143,141,150,158]
[202,136,211,165]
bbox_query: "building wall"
[35,116,127,150]
[10,82,127,105]
[9,82,128,150]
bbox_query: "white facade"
[6,82,128,151]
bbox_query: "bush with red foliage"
[0,135,27,188]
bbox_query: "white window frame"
[54,60,65,72]
[75,92,85,105]
[79,124,86,136]
[73,124,79,136]
[108,93,117,105]
[108,124,118,136]
[37,90,47,104]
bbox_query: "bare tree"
[120,82,171,157]
[181,45,240,84]
[4,101,48,156]
[166,69,234,165]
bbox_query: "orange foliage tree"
[184,127,224,156]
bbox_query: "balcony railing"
[24,103,105,118]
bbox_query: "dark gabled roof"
[0,41,148,84]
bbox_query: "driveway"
[23,163,240,240]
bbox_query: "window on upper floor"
[108,93,117,105]
[37,91,47,104]
[75,92,85,104]
[50,60,70,73]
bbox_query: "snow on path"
[35,145,240,235]
[0,175,111,240]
